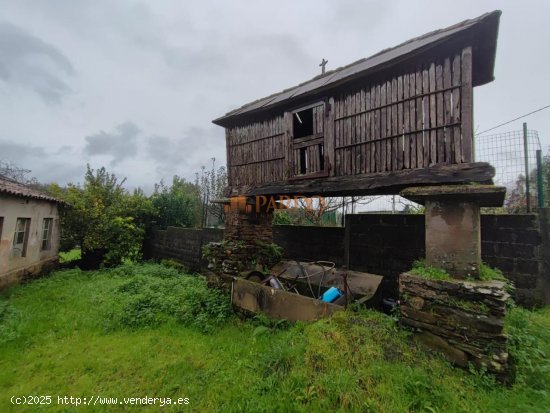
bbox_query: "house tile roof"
[0,175,65,204]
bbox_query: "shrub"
[104,264,232,333]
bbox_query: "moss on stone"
[410,260,452,280]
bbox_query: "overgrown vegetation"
[1,263,549,412]
[410,259,452,280]
[410,260,508,283]
[49,165,156,268]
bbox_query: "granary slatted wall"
[333,47,472,175]
[225,46,473,188]
[226,116,287,187]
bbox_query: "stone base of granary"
[399,272,511,380]
[204,241,263,277]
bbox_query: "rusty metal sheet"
[271,260,383,301]
[232,277,341,321]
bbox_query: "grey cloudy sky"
[0,0,549,192]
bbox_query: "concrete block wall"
[144,211,549,306]
[144,227,223,271]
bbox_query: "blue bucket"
[320,287,344,303]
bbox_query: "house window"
[41,218,54,250]
[13,218,31,257]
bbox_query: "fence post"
[537,149,545,208]
[523,122,531,212]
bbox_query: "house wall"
[0,194,60,290]
[225,46,473,195]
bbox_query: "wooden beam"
[225,162,495,197]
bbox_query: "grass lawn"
[1,263,549,412]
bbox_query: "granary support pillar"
[401,185,506,278]
[223,196,274,245]
[399,185,510,380]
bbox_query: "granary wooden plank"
[436,61,444,163]
[339,96,345,175]
[365,87,372,173]
[326,97,336,176]
[387,79,394,171]
[350,92,356,174]
[379,82,391,172]
[461,46,473,162]
[403,73,410,169]
[342,95,347,175]
[443,57,453,163]
[340,95,345,175]
[391,77,398,171]
[360,88,367,174]
[373,85,380,172]
[452,52,462,163]
[409,71,417,168]
[429,62,437,165]
[284,111,293,179]
[353,91,358,174]
[352,93,355,175]
[415,69,424,168]
[422,67,430,167]
[397,75,404,170]
[334,99,340,175]
[356,90,362,174]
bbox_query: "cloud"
[0,140,47,160]
[0,21,75,103]
[145,126,223,176]
[0,140,83,185]
[83,122,141,165]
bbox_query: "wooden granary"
[213,11,501,197]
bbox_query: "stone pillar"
[223,196,274,245]
[424,200,480,277]
[401,185,505,279]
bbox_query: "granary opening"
[293,107,314,138]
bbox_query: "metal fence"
[352,124,546,215]
[475,124,544,212]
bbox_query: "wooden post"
[523,122,531,212]
[461,47,473,162]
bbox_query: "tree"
[0,161,37,185]
[195,158,227,227]
[151,176,201,229]
[50,165,156,268]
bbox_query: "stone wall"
[224,208,273,244]
[400,273,510,380]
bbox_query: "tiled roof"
[213,10,501,127]
[0,175,66,204]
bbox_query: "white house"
[0,176,64,290]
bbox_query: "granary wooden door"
[289,102,328,179]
